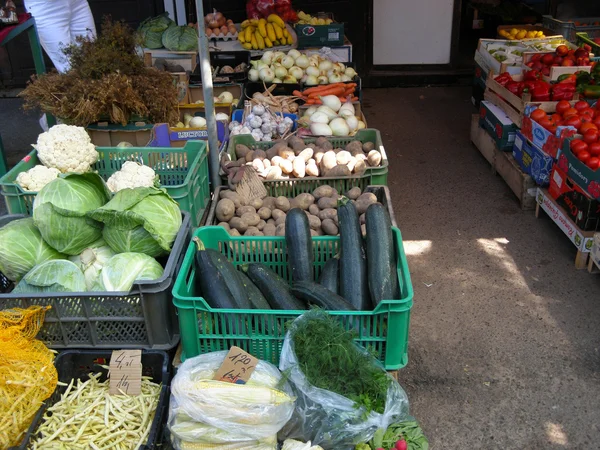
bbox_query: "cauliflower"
[34,124,98,173]
[106,161,158,193]
[15,165,60,192]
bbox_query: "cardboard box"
[479,101,517,151]
[591,233,600,268]
[548,165,600,231]
[512,132,554,186]
[294,13,344,49]
[520,112,577,158]
[558,139,600,200]
[86,122,154,147]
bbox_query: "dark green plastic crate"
[0,140,209,227]
[226,129,389,193]
[172,225,413,370]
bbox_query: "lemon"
[516,30,527,39]
[510,28,519,35]
[536,31,545,37]
[526,31,536,38]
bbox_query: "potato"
[253,149,267,160]
[321,151,337,171]
[262,197,277,210]
[329,188,339,198]
[275,215,287,226]
[217,221,230,230]
[319,208,337,221]
[271,210,286,223]
[313,151,325,165]
[306,161,319,177]
[317,197,337,210]
[307,143,317,150]
[236,205,256,217]
[367,150,382,167]
[298,148,314,162]
[347,157,358,172]
[361,224,367,236]
[241,212,260,227]
[279,146,296,160]
[345,140,363,156]
[308,204,320,216]
[295,193,315,210]
[287,136,305,154]
[251,158,265,173]
[257,219,266,231]
[336,150,352,165]
[229,228,241,237]
[358,192,377,204]
[245,226,264,236]
[353,159,367,175]
[271,155,283,166]
[257,207,272,220]
[289,198,299,210]
[220,190,243,208]
[362,142,375,153]
[346,186,362,200]
[310,229,319,237]
[321,218,338,236]
[229,217,248,233]
[279,159,293,174]
[263,158,271,169]
[315,136,333,151]
[215,198,235,222]
[306,214,321,230]
[263,223,276,236]
[313,185,334,199]
[359,213,366,225]
[245,150,255,162]
[235,144,251,159]
[292,158,306,178]
[275,223,286,236]
[325,165,351,177]
[355,153,367,161]
[275,196,291,212]
[265,166,283,180]
[355,193,378,214]
[249,198,263,210]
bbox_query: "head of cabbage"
[138,12,173,49]
[68,239,115,290]
[162,25,198,51]
[93,253,164,292]
[0,217,65,282]
[12,260,86,293]
[33,173,111,256]
[88,187,181,257]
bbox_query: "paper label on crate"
[213,346,258,384]
[109,349,142,395]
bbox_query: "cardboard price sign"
[109,349,142,395]
[213,346,257,384]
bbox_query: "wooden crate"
[470,115,536,210]
[522,51,591,82]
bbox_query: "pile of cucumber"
[194,195,399,311]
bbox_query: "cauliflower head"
[35,124,98,173]
[106,161,158,193]
[15,165,61,192]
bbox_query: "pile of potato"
[223,135,384,181]
[214,185,380,237]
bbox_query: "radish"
[395,440,408,450]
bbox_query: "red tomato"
[589,142,600,156]
[580,122,598,134]
[593,116,600,128]
[581,108,595,118]
[587,157,600,170]
[551,113,562,122]
[581,115,593,125]
[579,150,591,164]
[531,108,548,122]
[583,129,599,144]
[574,100,590,111]
[556,100,572,115]
[539,117,555,131]
[563,108,579,118]
[562,59,575,66]
[564,116,582,130]
[571,139,588,154]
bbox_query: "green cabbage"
[68,239,116,290]
[138,13,173,49]
[33,173,111,255]
[93,252,164,291]
[13,260,86,293]
[0,218,65,282]
[88,187,182,257]
[162,25,198,51]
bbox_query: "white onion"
[283,75,297,83]
[189,116,207,128]
[259,67,275,83]
[328,73,342,83]
[345,67,357,78]
[317,75,329,84]
[309,111,330,124]
[281,56,295,69]
[301,74,308,83]
[261,50,274,65]
[274,65,288,79]
[272,51,285,63]
[317,105,338,120]
[305,66,320,77]
[341,74,351,82]
[357,120,366,130]
[249,69,259,82]
[339,109,354,118]
[345,115,359,132]
[320,95,342,112]
[339,101,355,116]
[273,77,282,83]
[304,106,318,117]
[288,49,302,60]
[256,60,268,71]
[330,117,350,136]
[318,60,333,72]
[215,113,230,122]
[305,75,318,86]
[308,55,320,66]
[310,123,332,136]
[289,66,304,80]
[217,91,233,103]
[295,55,310,69]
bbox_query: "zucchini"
[238,271,271,309]
[243,263,306,310]
[365,203,400,305]
[193,238,238,309]
[291,281,356,311]
[206,249,252,309]
[319,256,340,294]
[337,197,371,310]
[285,208,313,282]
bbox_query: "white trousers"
[24,0,96,73]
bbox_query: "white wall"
[373,0,455,65]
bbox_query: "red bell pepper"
[506,80,524,96]
[551,83,575,101]
[524,70,542,81]
[557,73,577,84]
[526,80,551,101]
[494,72,513,87]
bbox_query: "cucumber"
[285,208,313,282]
[365,203,400,305]
[238,271,271,309]
[193,239,238,309]
[319,256,340,294]
[337,197,371,310]
[243,263,306,310]
[206,249,252,309]
[291,281,356,311]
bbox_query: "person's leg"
[23,0,72,73]
[69,0,96,40]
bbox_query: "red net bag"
[246,0,298,22]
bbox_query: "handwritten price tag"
[213,346,257,384]
[109,350,142,395]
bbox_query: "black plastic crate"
[11,349,170,450]
[190,51,251,84]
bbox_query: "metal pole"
[194,0,221,189]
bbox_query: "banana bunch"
[238,14,293,50]
[297,11,333,25]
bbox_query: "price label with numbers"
[109,349,142,395]
[213,346,258,384]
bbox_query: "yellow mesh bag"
[0,306,58,449]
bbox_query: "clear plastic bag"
[278,311,410,449]
[168,351,295,449]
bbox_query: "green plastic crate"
[226,129,389,192]
[172,225,413,370]
[577,32,600,55]
[0,140,210,227]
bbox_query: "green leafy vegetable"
[33,173,111,255]
[368,421,429,450]
[68,239,115,290]
[138,13,173,49]
[161,25,198,51]
[13,260,86,293]
[93,252,164,291]
[0,218,65,281]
